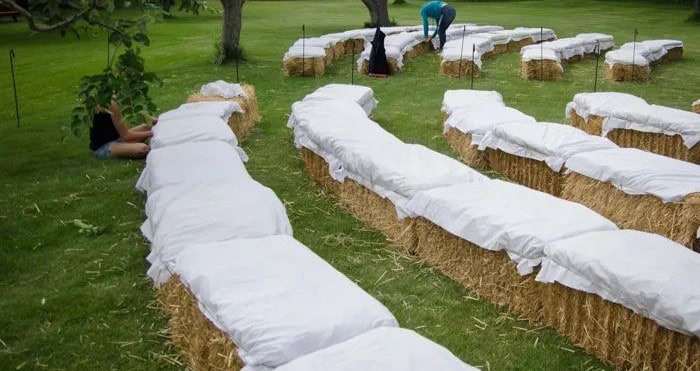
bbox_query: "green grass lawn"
[1,0,698,369]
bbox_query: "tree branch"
[0,0,89,32]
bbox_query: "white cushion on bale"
[142,181,293,286]
[404,179,618,275]
[150,115,238,150]
[302,84,378,116]
[536,229,700,337]
[199,80,247,98]
[159,101,243,122]
[565,148,700,203]
[135,141,250,194]
[478,121,618,172]
[444,105,536,146]
[441,89,504,116]
[565,92,649,123]
[274,328,478,371]
[173,235,399,369]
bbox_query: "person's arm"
[421,8,429,38]
[432,14,442,39]
[109,100,152,142]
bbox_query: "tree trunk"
[360,0,391,27]
[221,0,244,61]
[162,0,173,13]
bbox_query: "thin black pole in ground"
[10,49,20,128]
[540,26,544,81]
[302,24,306,77]
[470,44,475,89]
[458,25,466,78]
[631,28,638,81]
[593,41,600,92]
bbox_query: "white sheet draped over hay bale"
[520,33,613,80]
[301,83,377,115]
[159,100,242,123]
[520,47,563,80]
[694,99,700,113]
[440,89,504,116]
[275,327,478,371]
[604,39,683,81]
[150,115,237,150]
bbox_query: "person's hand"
[427,36,433,42]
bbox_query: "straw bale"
[444,127,490,169]
[159,278,243,371]
[404,40,432,59]
[520,60,562,80]
[299,147,340,194]
[486,148,564,196]
[693,102,700,114]
[507,37,534,52]
[332,42,346,59]
[323,47,335,65]
[605,63,651,82]
[439,60,481,78]
[540,282,700,371]
[492,43,508,55]
[562,173,700,249]
[664,47,683,62]
[349,38,365,54]
[283,57,326,77]
[412,217,544,321]
[186,84,261,141]
[568,110,603,136]
[606,128,700,164]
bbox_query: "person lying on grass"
[421,1,457,51]
[89,99,153,159]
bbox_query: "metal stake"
[593,41,600,92]
[540,26,544,81]
[302,24,305,77]
[631,28,638,81]
[10,49,20,128]
[470,45,475,89]
[458,25,466,78]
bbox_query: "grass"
[1,0,699,369]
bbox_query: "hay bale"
[299,147,340,194]
[413,217,543,320]
[283,56,326,77]
[404,40,432,59]
[694,102,700,114]
[186,84,261,141]
[562,173,700,248]
[439,60,480,78]
[323,46,335,65]
[486,148,564,196]
[520,60,562,80]
[664,46,683,62]
[491,43,508,55]
[568,110,604,136]
[606,129,700,164]
[444,127,489,169]
[507,37,534,52]
[605,63,652,82]
[539,282,700,371]
[332,42,346,59]
[159,278,244,371]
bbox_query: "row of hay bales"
[139,81,476,371]
[605,40,684,82]
[290,84,700,370]
[444,90,700,249]
[519,33,614,80]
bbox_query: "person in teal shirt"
[421,1,456,50]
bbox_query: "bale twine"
[444,127,490,169]
[562,173,700,249]
[283,57,326,77]
[439,60,481,78]
[540,282,700,370]
[520,60,562,80]
[158,278,244,371]
[413,217,544,321]
[486,148,564,196]
[568,110,604,136]
[186,84,261,141]
[507,37,535,52]
[606,129,700,164]
[605,63,652,82]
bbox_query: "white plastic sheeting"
[478,121,618,172]
[274,328,478,371]
[150,115,237,150]
[199,80,247,98]
[159,101,243,123]
[537,229,700,337]
[443,105,536,147]
[404,179,618,275]
[441,89,504,115]
[565,148,700,203]
[174,235,399,368]
[302,84,377,116]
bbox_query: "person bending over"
[421,1,457,51]
[89,99,153,159]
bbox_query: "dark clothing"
[368,27,390,75]
[437,5,456,50]
[89,112,119,151]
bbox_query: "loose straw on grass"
[487,149,565,196]
[520,60,562,80]
[444,127,490,169]
[562,173,700,249]
[186,84,261,141]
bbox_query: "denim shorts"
[93,139,122,159]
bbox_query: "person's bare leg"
[130,124,151,132]
[108,142,149,159]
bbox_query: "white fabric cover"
[143,181,293,285]
[159,101,243,123]
[199,80,246,99]
[537,229,700,337]
[302,84,377,116]
[441,49,482,68]
[284,45,326,59]
[135,141,250,194]
[174,235,399,368]
[522,38,587,61]
[521,47,561,63]
[443,105,536,146]
[441,90,504,115]
[513,27,556,42]
[694,99,700,107]
[565,147,700,203]
[478,121,618,172]
[150,115,238,150]
[443,36,494,56]
[274,328,477,371]
[605,48,650,67]
[576,33,615,51]
[565,92,648,123]
[473,31,510,45]
[405,179,618,275]
[293,37,334,48]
